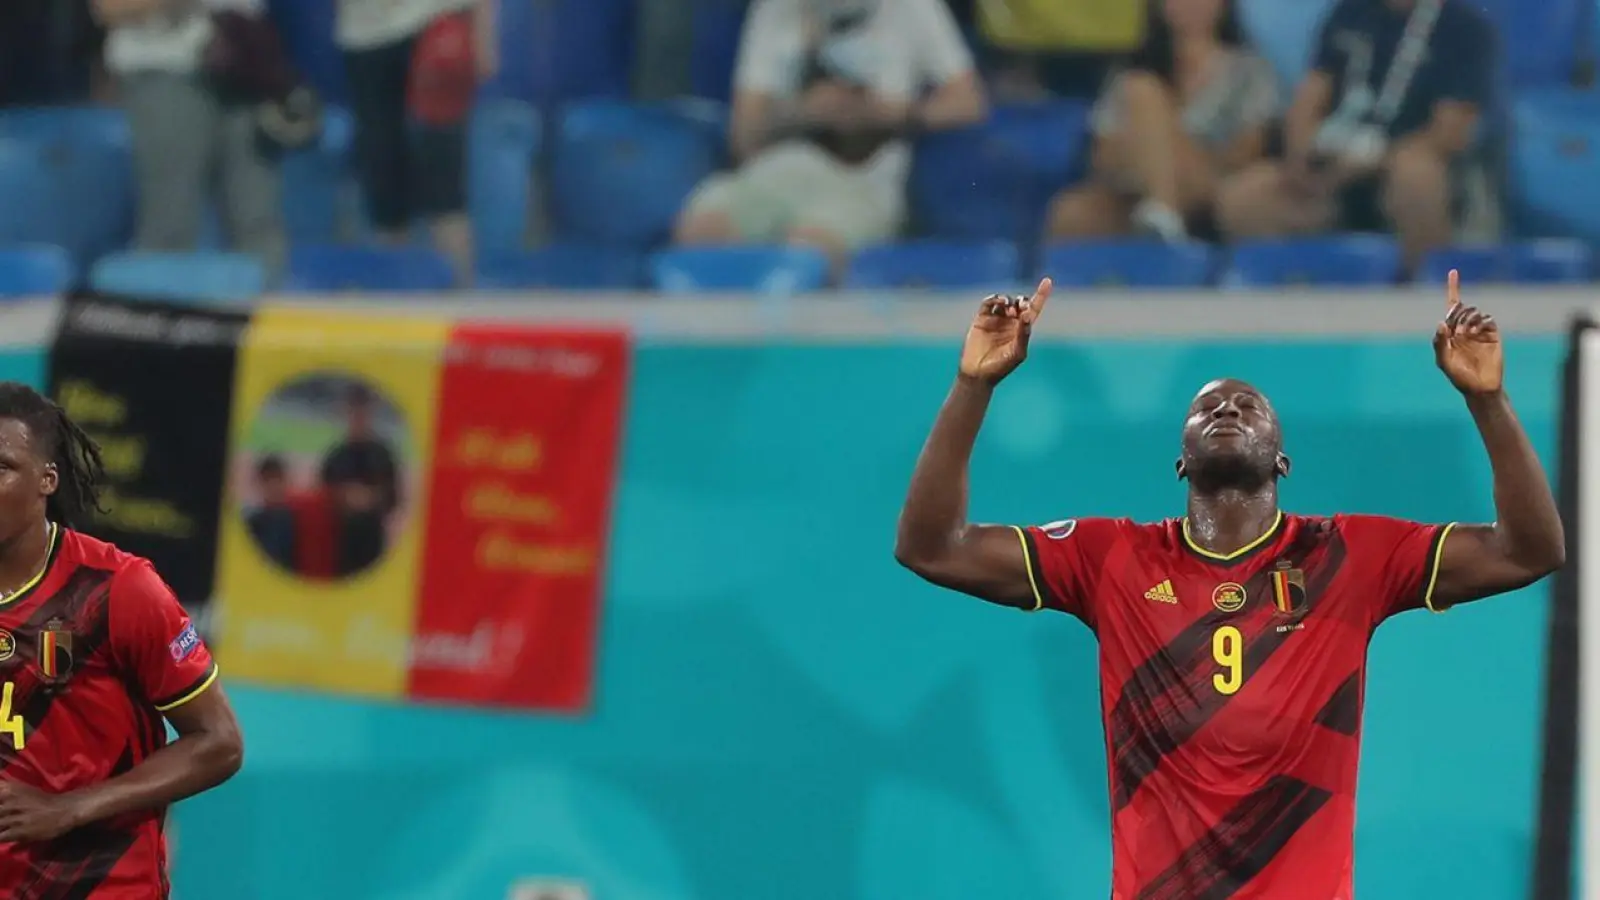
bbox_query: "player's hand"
[959,278,1052,385]
[0,781,86,843]
[1433,269,1503,396]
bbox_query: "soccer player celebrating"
[0,384,243,897]
[895,272,1564,899]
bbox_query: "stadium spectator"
[336,0,497,284]
[95,0,287,276]
[672,0,986,276]
[963,0,1145,101]
[1213,0,1495,273]
[1044,0,1277,242]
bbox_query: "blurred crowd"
[0,0,1592,293]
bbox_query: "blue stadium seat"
[0,106,129,144]
[690,0,748,103]
[478,244,644,289]
[1510,238,1593,282]
[650,246,830,293]
[284,245,456,292]
[1238,0,1337,88]
[1511,89,1600,242]
[468,100,541,262]
[0,244,72,298]
[844,241,1020,289]
[1040,240,1216,288]
[90,251,265,303]
[279,107,355,246]
[0,123,133,266]
[1223,236,1402,287]
[911,101,1091,243]
[551,100,725,248]
[1418,245,1505,285]
[486,0,631,103]
[1421,239,1594,284]
[1476,0,1583,88]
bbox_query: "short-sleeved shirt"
[1311,0,1494,140]
[1013,511,1454,900]
[1091,51,1280,150]
[733,0,974,191]
[0,525,219,899]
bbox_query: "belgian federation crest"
[39,618,73,683]
[1270,562,1307,616]
[0,630,15,663]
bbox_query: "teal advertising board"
[0,334,1567,899]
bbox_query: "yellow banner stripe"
[215,305,450,700]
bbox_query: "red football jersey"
[0,525,218,899]
[1015,512,1454,900]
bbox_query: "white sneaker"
[1133,199,1189,243]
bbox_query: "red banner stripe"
[408,323,630,710]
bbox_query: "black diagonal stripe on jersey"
[20,823,140,900]
[0,569,115,777]
[1313,671,1362,737]
[29,749,142,900]
[1109,526,1348,810]
[1134,775,1333,900]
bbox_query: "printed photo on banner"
[233,373,414,581]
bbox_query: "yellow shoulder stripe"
[155,664,220,712]
[1011,526,1045,612]
[1422,522,1459,614]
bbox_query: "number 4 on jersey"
[0,681,25,750]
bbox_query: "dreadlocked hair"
[0,382,106,529]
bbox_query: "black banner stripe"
[1531,314,1584,900]
[46,291,247,635]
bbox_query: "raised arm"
[895,280,1051,608]
[1428,270,1565,607]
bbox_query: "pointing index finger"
[1447,269,1460,309]
[1025,277,1052,323]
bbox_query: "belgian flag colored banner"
[46,292,247,627]
[213,306,629,711]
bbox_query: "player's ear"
[1175,458,1187,481]
[40,461,58,497]
[1275,453,1291,479]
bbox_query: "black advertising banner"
[47,293,248,630]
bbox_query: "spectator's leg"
[123,72,217,250]
[673,173,746,243]
[674,143,812,245]
[1044,183,1133,238]
[1213,161,1335,238]
[1115,72,1193,236]
[1380,135,1452,273]
[344,38,416,243]
[785,152,899,280]
[415,123,473,284]
[216,102,287,282]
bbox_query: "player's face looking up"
[1176,378,1289,492]
[0,418,57,543]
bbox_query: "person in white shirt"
[672,0,986,273]
[337,0,496,284]
[93,0,286,275]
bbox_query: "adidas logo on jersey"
[1144,580,1178,604]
